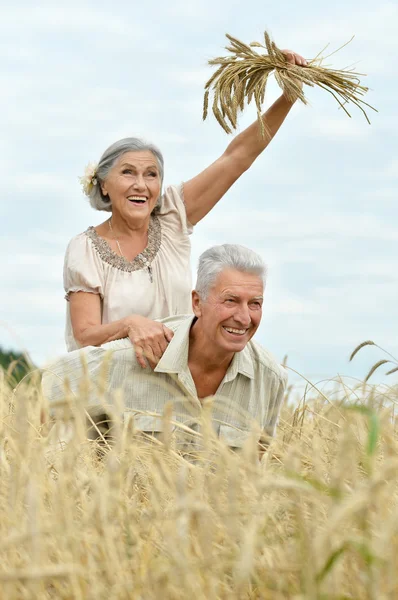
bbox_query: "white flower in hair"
[79,162,98,196]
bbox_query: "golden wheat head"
[204,31,377,136]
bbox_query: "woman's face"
[101,151,161,224]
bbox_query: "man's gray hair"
[195,244,267,299]
[88,137,164,212]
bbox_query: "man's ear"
[192,290,202,317]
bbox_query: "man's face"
[192,268,264,355]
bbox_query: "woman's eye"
[147,172,158,178]
[122,169,133,175]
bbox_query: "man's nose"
[234,304,251,327]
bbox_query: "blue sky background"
[1,0,397,386]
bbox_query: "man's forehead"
[220,288,264,299]
[214,269,264,295]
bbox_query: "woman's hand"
[281,50,308,67]
[125,315,174,369]
[280,50,308,98]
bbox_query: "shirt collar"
[155,315,254,381]
[224,344,254,381]
[154,315,194,374]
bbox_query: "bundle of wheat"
[203,32,377,136]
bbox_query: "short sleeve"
[158,184,193,236]
[64,232,104,301]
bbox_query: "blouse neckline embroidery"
[85,214,161,273]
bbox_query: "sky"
[1,0,397,388]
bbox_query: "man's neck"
[188,320,234,375]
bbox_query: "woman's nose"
[132,175,146,189]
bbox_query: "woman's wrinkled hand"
[125,315,174,369]
[281,50,308,67]
[280,49,308,101]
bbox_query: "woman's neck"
[109,211,150,239]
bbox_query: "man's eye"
[225,299,235,303]
[250,302,261,309]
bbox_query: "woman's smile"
[127,195,149,206]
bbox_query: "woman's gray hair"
[195,244,267,300]
[88,137,164,212]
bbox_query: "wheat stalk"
[204,31,377,136]
[2,364,398,597]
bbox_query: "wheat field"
[1,355,398,599]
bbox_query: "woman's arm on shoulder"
[69,292,174,368]
[183,51,307,226]
[69,292,129,347]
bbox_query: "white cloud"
[4,173,74,195]
[266,295,322,316]
[202,209,398,242]
[0,290,64,315]
[279,2,398,50]
[0,5,137,35]
[307,115,371,140]
[383,158,398,178]
[167,68,211,86]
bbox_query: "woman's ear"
[191,290,202,317]
[101,181,108,196]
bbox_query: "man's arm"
[259,371,288,460]
[42,340,133,407]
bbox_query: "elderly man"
[43,244,287,455]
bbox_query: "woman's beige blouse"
[64,184,193,351]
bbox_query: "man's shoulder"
[99,315,192,359]
[246,340,288,383]
[157,314,194,332]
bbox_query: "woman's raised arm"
[183,50,307,226]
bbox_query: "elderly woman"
[65,50,306,367]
